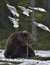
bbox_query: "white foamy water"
[34,50,50,57]
[0,49,50,65]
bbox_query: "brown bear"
[4,31,35,58]
[16,45,35,58]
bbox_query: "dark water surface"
[0,49,50,65]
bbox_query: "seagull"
[8,16,19,28]
[6,4,19,17]
[18,6,33,16]
[33,22,50,32]
[29,6,47,13]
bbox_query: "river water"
[0,49,50,65]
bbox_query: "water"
[34,50,50,57]
[0,49,50,65]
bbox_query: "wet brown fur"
[4,31,35,58]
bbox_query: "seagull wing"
[8,16,16,25]
[6,4,19,17]
[18,6,26,11]
[38,23,50,31]
[18,6,29,16]
[23,11,29,16]
[29,6,39,10]
[29,6,47,13]
[33,22,50,32]
[18,6,32,16]
[8,16,15,23]
[14,19,19,25]
[8,16,19,28]
[27,9,33,12]
[38,8,47,13]
[14,19,19,28]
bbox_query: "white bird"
[8,16,19,28]
[29,6,47,13]
[33,22,50,32]
[6,4,19,17]
[18,6,33,16]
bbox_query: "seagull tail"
[49,30,50,32]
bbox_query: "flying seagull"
[6,4,19,17]
[33,22,50,32]
[18,6,33,16]
[8,16,19,28]
[29,6,47,13]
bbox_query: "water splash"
[0,49,50,65]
